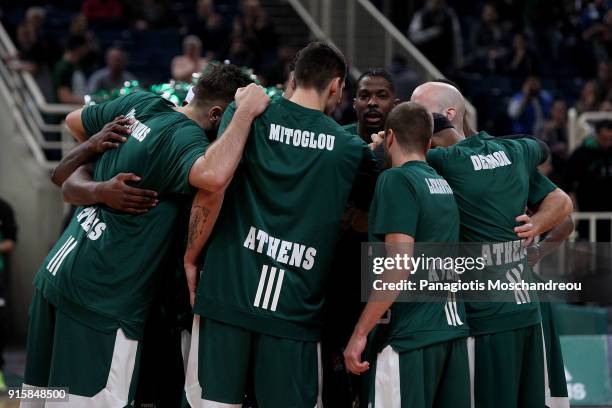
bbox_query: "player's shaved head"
[385,102,432,154]
[411,82,466,135]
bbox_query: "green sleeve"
[369,170,419,240]
[426,148,446,175]
[516,138,544,171]
[216,102,237,138]
[528,170,557,208]
[161,126,209,195]
[81,93,141,137]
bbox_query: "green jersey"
[342,122,358,135]
[33,92,208,340]
[368,161,468,352]
[194,97,377,341]
[426,131,550,335]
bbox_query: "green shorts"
[184,315,321,408]
[22,289,141,407]
[367,338,470,408]
[470,324,544,408]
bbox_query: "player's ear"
[445,107,456,123]
[329,77,341,96]
[426,138,433,151]
[394,98,400,106]
[386,129,395,148]
[208,105,224,126]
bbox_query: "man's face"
[354,76,396,132]
[107,50,125,73]
[597,127,612,150]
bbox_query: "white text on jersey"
[269,123,335,151]
[425,178,453,194]
[243,226,317,271]
[470,151,512,171]
[76,207,107,240]
[125,108,151,142]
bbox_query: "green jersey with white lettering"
[426,131,549,335]
[368,161,468,352]
[33,92,208,339]
[193,97,378,341]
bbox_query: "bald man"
[412,82,573,408]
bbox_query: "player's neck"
[176,105,209,129]
[357,123,381,143]
[392,151,426,168]
[289,88,326,112]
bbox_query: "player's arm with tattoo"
[344,233,414,375]
[188,83,270,193]
[184,189,225,306]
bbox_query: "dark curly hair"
[192,62,253,105]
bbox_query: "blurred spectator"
[87,47,136,94]
[507,32,539,78]
[582,8,612,61]
[575,79,602,114]
[523,0,567,66]
[69,13,100,75]
[564,119,612,241]
[234,0,278,56]
[9,7,60,100]
[131,0,177,30]
[171,36,208,82]
[188,0,229,59]
[82,0,125,27]
[52,35,89,104]
[226,36,257,68]
[507,75,553,134]
[538,99,569,182]
[409,0,463,74]
[258,45,298,87]
[0,197,17,392]
[600,97,612,111]
[581,0,609,32]
[596,60,612,99]
[388,54,420,101]
[468,3,510,74]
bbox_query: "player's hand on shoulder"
[96,173,158,215]
[369,131,385,151]
[235,83,270,118]
[86,115,133,153]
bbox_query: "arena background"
[0,0,610,406]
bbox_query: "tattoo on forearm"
[187,204,211,250]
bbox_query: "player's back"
[428,131,543,242]
[426,131,546,334]
[34,92,208,339]
[369,162,468,352]
[196,97,375,341]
